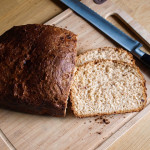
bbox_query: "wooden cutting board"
[0,0,150,149]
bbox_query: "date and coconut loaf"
[0,24,147,117]
[0,24,77,116]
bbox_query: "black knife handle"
[140,53,150,68]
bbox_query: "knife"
[60,0,150,68]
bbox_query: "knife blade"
[60,0,150,68]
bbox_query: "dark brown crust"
[76,47,135,65]
[70,59,147,118]
[0,24,77,116]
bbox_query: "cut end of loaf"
[71,60,147,117]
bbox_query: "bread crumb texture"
[76,47,134,66]
[71,60,146,117]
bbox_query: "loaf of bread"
[71,60,147,117]
[0,24,77,116]
[76,47,135,66]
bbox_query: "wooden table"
[0,0,150,149]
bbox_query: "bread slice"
[76,47,135,66]
[71,60,147,117]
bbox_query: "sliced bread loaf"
[76,47,135,66]
[71,60,147,117]
[0,24,77,116]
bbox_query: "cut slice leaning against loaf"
[70,60,147,117]
[76,47,135,66]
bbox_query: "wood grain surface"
[0,137,9,150]
[0,0,150,150]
